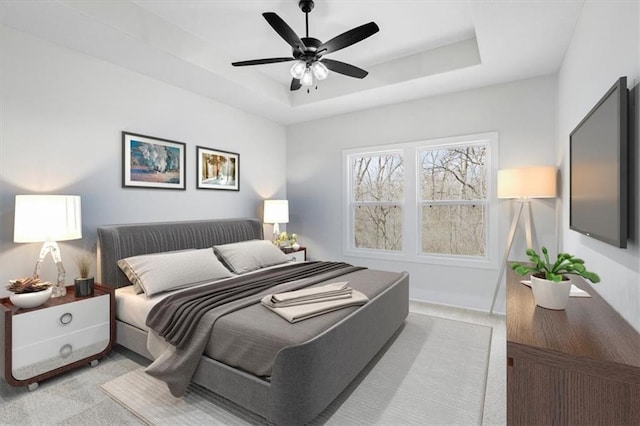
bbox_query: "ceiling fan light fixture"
[232,1,379,92]
[301,68,314,86]
[290,60,307,79]
[311,61,329,80]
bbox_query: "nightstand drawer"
[286,249,306,262]
[12,322,110,377]
[12,295,109,349]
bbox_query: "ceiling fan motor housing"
[294,37,322,63]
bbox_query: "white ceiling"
[0,0,584,125]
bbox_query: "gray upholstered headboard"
[97,218,263,288]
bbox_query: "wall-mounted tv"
[570,76,628,248]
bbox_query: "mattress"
[116,266,403,378]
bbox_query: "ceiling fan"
[231,0,379,92]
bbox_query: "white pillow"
[117,248,233,297]
[214,240,290,274]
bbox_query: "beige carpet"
[100,313,492,425]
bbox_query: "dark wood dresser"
[507,268,640,425]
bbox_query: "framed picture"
[196,146,240,191]
[122,132,186,190]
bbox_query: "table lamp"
[263,199,289,237]
[489,166,556,314]
[13,195,82,298]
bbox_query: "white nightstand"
[281,246,307,262]
[0,284,115,390]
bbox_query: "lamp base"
[51,283,67,298]
[34,241,68,298]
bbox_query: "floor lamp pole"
[489,199,532,315]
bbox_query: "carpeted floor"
[99,313,492,425]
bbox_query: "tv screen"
[570,76,628,248]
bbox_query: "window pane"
[354,205,402,251]
[352,154,403,202]
[422,205,485,256]
[421,146,487,200]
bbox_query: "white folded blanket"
[261,282,369,323]
[264,282,352,307]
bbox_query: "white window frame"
[343,132,499,269]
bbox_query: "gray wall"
[286,75,558,313]
[557,1,640,332]
[0,26,287,297]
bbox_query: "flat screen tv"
[570,76,628,248]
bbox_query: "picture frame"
[122,132,186,190]
[196,146,240,191]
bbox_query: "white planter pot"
[530,275,571,310]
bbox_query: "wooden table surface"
[507,267,640,376]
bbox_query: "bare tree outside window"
[420,145,487,256]
[351,154,403,251]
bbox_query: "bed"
[97,218,409,425]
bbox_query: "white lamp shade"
[263,200,289,224]
[497,166,557,199]
[14,195,82,242]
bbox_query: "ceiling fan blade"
[317,22,379,55]
[232,57,295,66]
[322,59,368,79]
[290,78,302,91]
[263,12,306,51]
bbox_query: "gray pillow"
[117,248,233,297]
[214,240,290,274]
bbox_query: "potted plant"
[7,277,52,308]
[74,252,94,297]
[511,247,600,310]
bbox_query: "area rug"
[100,313,492,425]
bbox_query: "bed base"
[98,218,409,425]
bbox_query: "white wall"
[287,75,557,313]
[0,26,286,297]
[557,1,640,331]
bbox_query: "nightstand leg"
[27,382,38,391]
[90,359,99,367]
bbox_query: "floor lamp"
[489,166,557,314]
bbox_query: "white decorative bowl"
[9,287,53,309]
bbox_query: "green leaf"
[572,264,585,273]
[513,265,533,276]
[547,272,563,282]
[582,271,600,283]
[541,247,550,266]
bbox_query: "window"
[351,152,403,251]
[419,145,487,256]
[344,132,498,267]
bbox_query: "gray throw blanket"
[145,261,364,397]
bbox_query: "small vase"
[530,275,571,310]
[74,276,94,297]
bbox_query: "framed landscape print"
[196,146,240,191]
[122,132,186,190]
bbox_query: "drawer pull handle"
[59,344,73,358]
[60,313,73,325]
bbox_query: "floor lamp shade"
[497,166,557,199]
